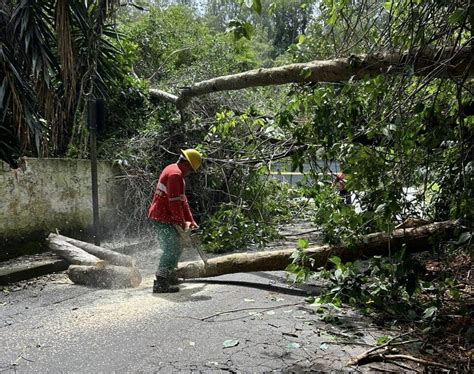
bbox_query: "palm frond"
[12,0,57,86]
[1,0,126,160]
[0,41,44,154]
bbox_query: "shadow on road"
[183,278,320,297]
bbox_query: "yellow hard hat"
[181,149,203,171]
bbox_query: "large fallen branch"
[68,265,142,288]
[150,47,473,109]
[48,233,136,267]
[47,233,141,288]
[177,220,458,279]
[48,237,106,268]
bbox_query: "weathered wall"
[0,158,125,257]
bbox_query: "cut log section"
[48,237,106,268]
[68,265,142,288]
[177,220,459,279]
[48,233,136,267]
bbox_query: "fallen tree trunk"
[48,237,106,268]
[177,220,458,279]
[48,233,136,267]
[68,265,142,288]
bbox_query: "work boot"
[169,269,180,285]
[153,268,179,293]
[153,276,179,293]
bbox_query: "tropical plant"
[0,0,129,165]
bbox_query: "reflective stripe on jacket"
[148,163,194,227]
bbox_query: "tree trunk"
[48,237,106,268]
[149,47,473,109]
[176,220,458,279]
[48,233,136,267]
[68,265,142,288]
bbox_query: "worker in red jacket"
[148,149,203,293]
[335,171,351,205]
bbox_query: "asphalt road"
[1,272,416,372]
[1,241,416,373]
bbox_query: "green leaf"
[223,339,239,348]
[448,9,466,25]
[297,238,309,249]
[300,67,312,79]
[328,256,342,269]
[327,11,337,26]
[448,288,460,299]
[383,1,393,11]
[456,232,471,245]
[226,19,254,41]
[286,263,299,273]
[423,306,438,320]
[376,336,389,345]
[242,22,254,40]
[287,342,300,349]
[375,203,386,214]
[250,0,262,15]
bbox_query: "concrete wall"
[0,158,125,255]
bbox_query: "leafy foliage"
[200,205,277,253]
[194,107,314,251]
[124,5,264,88]
[288,238,472,329]
[0,0,131,164]
[275,71,473,241]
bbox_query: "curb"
[0,255,68,285]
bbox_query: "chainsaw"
[175,226,208,266]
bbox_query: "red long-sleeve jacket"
[148,163,195,228]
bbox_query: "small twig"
[17,355,34,363]
[384,360,421,372]
[384,354,456,371]
[349,332,413,364]
[367,366,399,373]
[322,341,373,346]
[389,339,421,347]
[7,346,35,370]
[120,0,148,11]
[350,334,457,371]
[200,302,303,321]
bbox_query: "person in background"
[148,149,203,293]
[335,170,351,205]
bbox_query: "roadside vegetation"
[1,0,472,370]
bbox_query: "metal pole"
[88,100,100,246]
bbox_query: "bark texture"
[149,47,473,109]
[48,237,106,268]
[68,264,142,288]
[177,220,458,279]
[49,233,136,267]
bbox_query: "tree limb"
[177,220,459,279]
[149,46,474,109]
[148,88,179,105]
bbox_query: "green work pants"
[150,221,183,271]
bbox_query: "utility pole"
[88,99,104,246]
